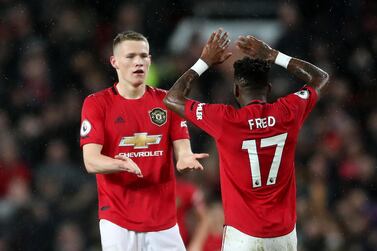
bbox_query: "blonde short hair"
[113,31,148,51]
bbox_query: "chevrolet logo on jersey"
[119,133,162,149]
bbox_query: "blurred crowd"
[0,0,376,250]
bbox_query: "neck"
[239,92,267,107]
[116,81,146,99]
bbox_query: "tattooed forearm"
[287,58,329,93]
[291,63,313,83]
[163,70,199,117]
[179,70,198,97]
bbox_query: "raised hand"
[236,35,278,63]
[176,153,209,172]
[200,28,232,66]
[115,154,143,177]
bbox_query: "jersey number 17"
[242,133,288,188]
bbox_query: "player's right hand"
[200,28,232,66]
[114,155,143,177]
[176,153,209,172]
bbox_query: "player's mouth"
[133,69,145,75]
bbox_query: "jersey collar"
[247,100,266,105]
[112,83,149,100]
[111,83,118,95]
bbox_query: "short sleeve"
[80,95,105,147]
[184,99,229,139]
[169,109,190,141]
[278,86,318,125]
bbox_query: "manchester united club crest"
[149,108,167,126]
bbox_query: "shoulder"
[188,101,237,116]
[196,102,240,123]
[192,101,235,111]
[274,86,317,109]
[147,86,167,99]
[86,86,115,100]
[218,103,242,118]
[84,86,115,104]
[83,86,115,111]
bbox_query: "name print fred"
[248,116,276,130]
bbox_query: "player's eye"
[125,54,135,59]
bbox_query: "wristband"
[190,59,209,76]
[274,52,292,69]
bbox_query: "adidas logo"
[115,116,125,123]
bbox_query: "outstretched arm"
[236,35,329,95]
[164,28,232,117]
[173,139,209,172]
[83,143,142,176]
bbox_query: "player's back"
[218,98,301,237]
[184,86,317,238]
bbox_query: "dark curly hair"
[233,57,271,90]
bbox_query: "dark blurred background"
[0,0,376,250]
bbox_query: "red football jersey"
[176,179,205,244]
[80,84,189,232]
[184,86,318,237]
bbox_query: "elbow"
[163,95,175,109]
[85,166,96,174]
[322,71,330,84]
[164,93,185,117]
[84,164,95,174]
[313,71,330,92]
[83,159,97,174]
[320,71,330,88]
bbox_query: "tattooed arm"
[236,35,329,94]
[164,28,232,117]
[163,70,198,117]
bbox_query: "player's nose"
[134,55,144,65]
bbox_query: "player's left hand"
[236,35,278,63]
[200,28,232,66]
[177,153,209,172]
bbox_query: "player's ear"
[233,82,240,98]
[234,83,240,98]
[110,55,119,70]
[267,83,272,94]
